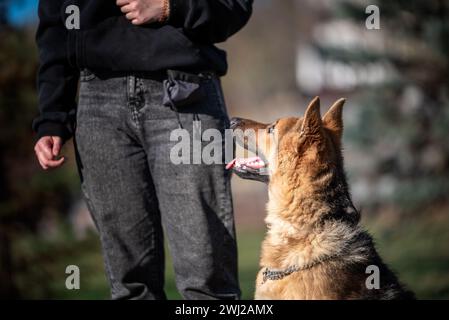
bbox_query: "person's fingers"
[39,151,65,168]
[116,0,131,6]
[126,10,139,20]
[34,143,45,169]
[36,136,52,152]
[35,144,65,170]
[132,18,143,25]
[40,136,53,150]
[36,153,46,170]
[120,3,134,13]
[36,140,54,161]
[52,136,62,157]
[35,149,49,170]
[46,157,65,168]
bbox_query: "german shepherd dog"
[227,97,414,299]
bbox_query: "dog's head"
[227,97,346,184]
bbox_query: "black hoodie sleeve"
[168,0,253,43]
[32,0,79,141]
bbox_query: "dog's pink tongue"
[226,157,265,170]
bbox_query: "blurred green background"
[1,0,448,299]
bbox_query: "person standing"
[33,0,253,299]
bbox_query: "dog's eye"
[267,126,275,134]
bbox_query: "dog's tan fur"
[233,97,414,299]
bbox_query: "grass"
[164,230,264,300]
[10,212,449,299]
[365,213,449,299]
[12,227,264,300]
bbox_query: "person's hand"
[117,0,167,25]
[34,136,66,170]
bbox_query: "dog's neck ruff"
[261,253,340,284]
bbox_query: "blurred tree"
[314,0,449,212]
[222,0,301,109]
[0,1,78,298]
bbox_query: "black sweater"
[33,0,253,140]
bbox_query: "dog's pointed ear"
[301,96,322,135]
[323,98,345,141]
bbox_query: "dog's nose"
[230,117,242,129]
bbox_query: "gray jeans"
[74,69,240,300]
